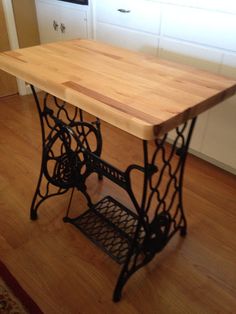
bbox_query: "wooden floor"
[0,93,235,314]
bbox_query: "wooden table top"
[0,39,236,140]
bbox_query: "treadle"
[70,196,145,264]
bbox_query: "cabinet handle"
[117,8,131,13]
[53,20,58,31]
[60,23,66,33]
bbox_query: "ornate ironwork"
[69,196,145,264]
[30,85,197,302]
[113,119,197,301]
[30,86,102,219]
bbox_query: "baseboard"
[188,148,236,175]
[167,138,235,175]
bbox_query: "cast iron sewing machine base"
[30,85,196,302]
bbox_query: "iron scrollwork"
[113,119,197,301]
[30,85,197,302]
[30,86,102,220]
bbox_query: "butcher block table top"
[0,39,236,140]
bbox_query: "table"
[0,39,235,302]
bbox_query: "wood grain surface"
[0,39,236,139]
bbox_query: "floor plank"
[0,93,235,313]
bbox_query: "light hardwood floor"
[0,93,235,314]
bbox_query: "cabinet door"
[159,38,222,151]
[59,6,88,41]
[35,0,61,43]
[96,23,158,55]
[200,54,236,172]
[200,98,236,172]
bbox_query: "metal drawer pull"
[53,20,58,31]
[117,8,131,13]
[60,23,66,33]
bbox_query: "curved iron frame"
[30,86,197,302]
[30,86,102,219]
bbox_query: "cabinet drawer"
[159,38,222,73]
[96,0,161,35]
[96,22,159,55]
[162,5,236,52]
[201,98,236,171]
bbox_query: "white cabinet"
[200,54,236,171]
[159,38,223,74]
[158,4,236,173]
[95,0,236,172]
[96,23,159,55]
[162,5,236,52]
[159,38,223,152]
[95,0,160,55]
[200,97,236,171]
[58,6,87,41]
[96,0,161,35]
[36,0,61,43]
[159,0,236,15]
[35,0,90,44]
[34,0,236,173]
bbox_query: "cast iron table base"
[30,86,196,302]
